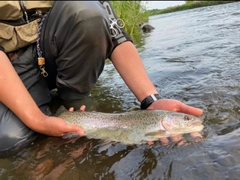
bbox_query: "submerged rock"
[139,23,155,33]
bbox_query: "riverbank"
[147,1,239,16]
[111,1,148,42]
[111,1,149,36]
[110,1,239,44]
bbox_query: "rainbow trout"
[58,109,204,144]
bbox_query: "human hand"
[147,98,203,116]
[68,105,86,112]
[34,106,86,137]
[147,99,203,145]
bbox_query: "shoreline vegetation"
[147,1,239,16]
[111,1,239,43]
[111,1,148,43]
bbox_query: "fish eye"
[184,115,191,121]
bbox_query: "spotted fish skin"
[58,109,204,144]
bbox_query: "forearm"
[0,51,47,131]
[110,41,158,102]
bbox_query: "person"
[0,1,203,152]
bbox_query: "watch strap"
[140,94,161,109]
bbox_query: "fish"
[57,108,204,144]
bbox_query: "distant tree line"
[147,1,239,16]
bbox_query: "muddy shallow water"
[1,2,240,180]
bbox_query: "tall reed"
[110,1,149,43]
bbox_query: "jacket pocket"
[25,1,54,10]
[0,18,41,53]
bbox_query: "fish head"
[161,112,204,135]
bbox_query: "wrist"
[25,110,48,133]
[140,93,162,109]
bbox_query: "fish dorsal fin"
[55,105,67,116]
[145,130,166,137]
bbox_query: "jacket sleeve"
[0,45,5,52]
[99,1,132,50]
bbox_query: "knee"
[49,1,113,56]
[0,109,38,152]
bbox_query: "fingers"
[158,132,202,146]
[179,103,203,117]
[68,105,86,112]
[65,124,85,136]
[80,105,86,111]
[148,135,183,146]
[64,105,86,138]
[149,99,203,117]
[190,132,203,138]
[169,134,183,142]
[147,141,154,145]
[158,135,183,146]
[178,132,203,146]
[159,137,169,146]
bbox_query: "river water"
[1,2,240,180]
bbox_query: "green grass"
[110,1,149,44]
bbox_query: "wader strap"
[19,0,29,23]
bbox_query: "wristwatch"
[140,94,161,109]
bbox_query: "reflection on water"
[1,2,240,179]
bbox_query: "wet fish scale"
[58,109,204,144]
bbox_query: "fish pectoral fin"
[62,132,81,139]
[145,130,166,137]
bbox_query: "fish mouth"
[189,120,204,131]
[189,120,203,126]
